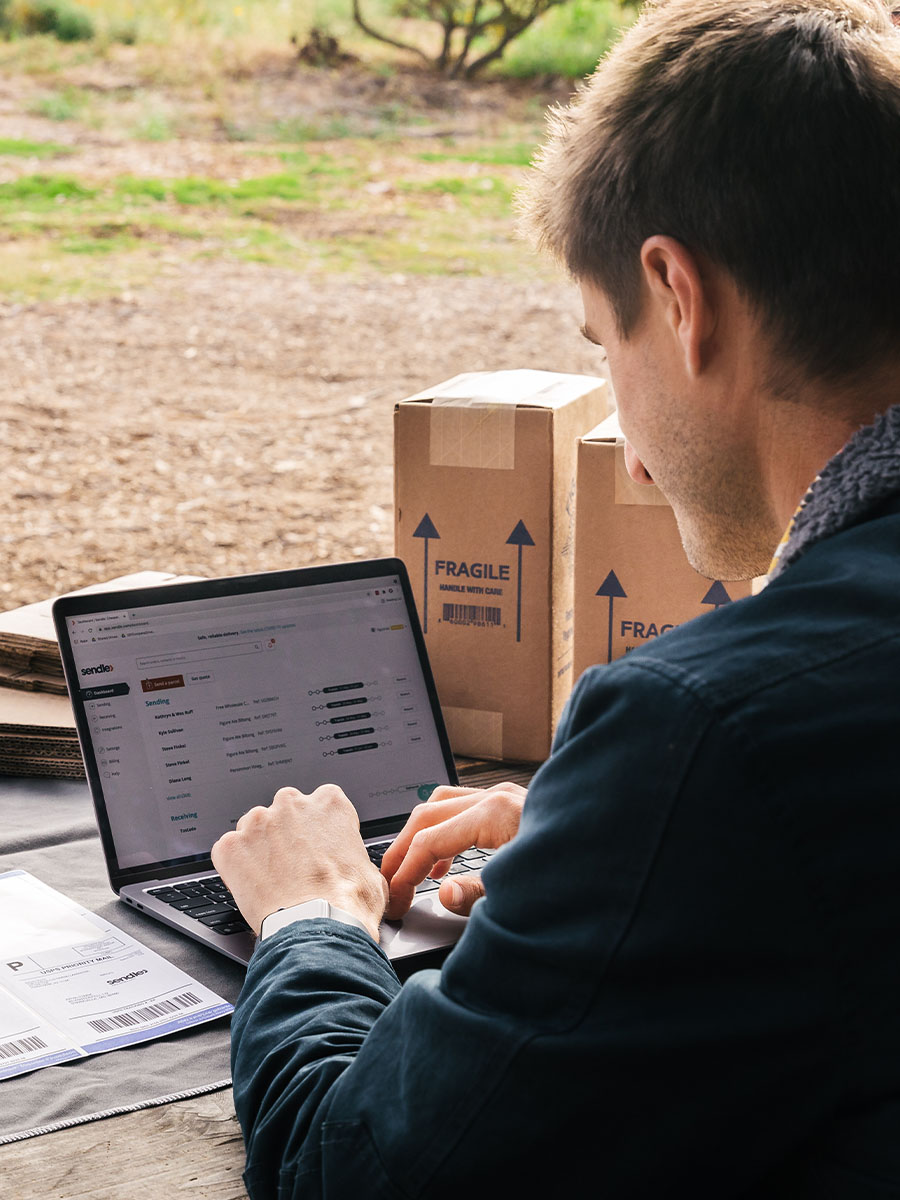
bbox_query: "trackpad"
[379,892,468,961]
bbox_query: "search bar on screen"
[135,642,264,669]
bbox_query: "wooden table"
[0,759,536,1200]
[3,1089,249,1200]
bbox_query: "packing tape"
[614,441,669,506]
[429,403,516,470]
[443,705,504,760]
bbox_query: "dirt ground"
[0,54,604,609]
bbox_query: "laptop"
[53,559,485,964]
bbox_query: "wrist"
[259,898,378,943]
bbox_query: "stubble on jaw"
[649,426,781,582]
[617,390,780,581]
[676,505,778,582]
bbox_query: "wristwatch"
[258,898,372,941]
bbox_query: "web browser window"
[65,575,448,870]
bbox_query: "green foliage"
[352,0,621,77]
[500,0,635,77]
[51,4,94,40]
[12,0,95,41]
[349,0,634,78]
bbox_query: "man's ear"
[639,236,714,378]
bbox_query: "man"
[212,0,900,1194]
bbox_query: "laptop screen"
[58,565,453,875]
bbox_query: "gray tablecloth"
[0,761,535,1143]
[0,776,244,1144]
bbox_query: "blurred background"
[0,0,633,607]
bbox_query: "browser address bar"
[127,585,378,624]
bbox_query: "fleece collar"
[767,403,900,581]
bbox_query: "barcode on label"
[0,1035,48,1060]
[442,604,501,627]
[87,990,201,1034]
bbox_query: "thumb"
[439,875,485,916]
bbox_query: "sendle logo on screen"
[80,662,114,677]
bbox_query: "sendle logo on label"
[80,663,114,677]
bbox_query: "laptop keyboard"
[365,841,497,894]
[145,845,497,935]
[145,877,251,936]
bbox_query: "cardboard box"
[395,369,611,763]
[573,411,754,676]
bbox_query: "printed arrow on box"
[700,581,733,609]
[595,570,627,664]
[506,519,535,643]
[412,513,440,633]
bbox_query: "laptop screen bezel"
[53,558,459,892]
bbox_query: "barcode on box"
[442,604,501,627]
[0,1034,47,1060]
[87,990,201,1034]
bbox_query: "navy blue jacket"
[231,494,900,1198]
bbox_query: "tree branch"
[351,0,432,63]
[462,9,539,76]
[435,0,458,69]
[448,0,484,77]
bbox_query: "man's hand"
[211,785,388,941]
[380,782,527,921]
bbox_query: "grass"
[0,136,74,156]
[0,0,635,302]
[0,235,159,301]
[418,143,537,167]
[27,86,92,121]
[132,110,174,141]
[0,173,96,200]
[60,231,139,253]
[0,145,542,300]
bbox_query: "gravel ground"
[1,260,604,608]
[0,49,604,608]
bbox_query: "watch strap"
[259,898,372,941]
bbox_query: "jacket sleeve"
[231,659,840,1199]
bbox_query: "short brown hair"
[520,0,900,384]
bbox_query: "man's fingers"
[428,856,454,880]
[383,783,528,920]
[384,807,486,919]
[379,788,479,882]
[210,829,234,873]
[234,805,268,833]
[438,874,485,916]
